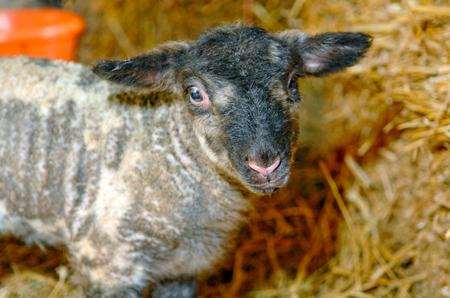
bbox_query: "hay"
[1,0,449,297]
[253,144,449,297]
[248,0,450,297]
[0,267,83,298]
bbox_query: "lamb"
[0,24,371,297]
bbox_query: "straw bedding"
[0,0,448,297]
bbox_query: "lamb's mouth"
[246,175,290,194]
[257,185,280,194]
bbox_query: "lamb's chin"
[252,186,280,195]
[241,174,290,195]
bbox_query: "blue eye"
[186,85,211,108]
[288,76,300,102]
[188,86,203,102]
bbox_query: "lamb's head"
[94,24,371,194]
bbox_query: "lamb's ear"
[93,41,190,90]
[277,30,372,76]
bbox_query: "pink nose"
[247,157,281,176]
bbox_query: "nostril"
[247,157,281,176]
[267,157,281,174]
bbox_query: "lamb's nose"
[247,157,281,176]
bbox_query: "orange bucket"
[0,8,85,61]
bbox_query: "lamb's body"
[0,57,247,294]
[0,24,371,297]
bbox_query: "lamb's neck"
[167,103,219,175]
[137,101,250,221]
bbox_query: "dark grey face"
[93,24,371,194]
[180,27,298,193]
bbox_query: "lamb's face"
[181,27,299,193]
[93,24,371,195]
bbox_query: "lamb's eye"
[188,86,203,102]
[186,85,211,108]
[287,75,300,102]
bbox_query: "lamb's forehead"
[190,25,290,84]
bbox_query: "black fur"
[283,32,372,76]
[188,26,293,190]
[93,44,188,88]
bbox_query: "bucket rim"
[0,8,85,43]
